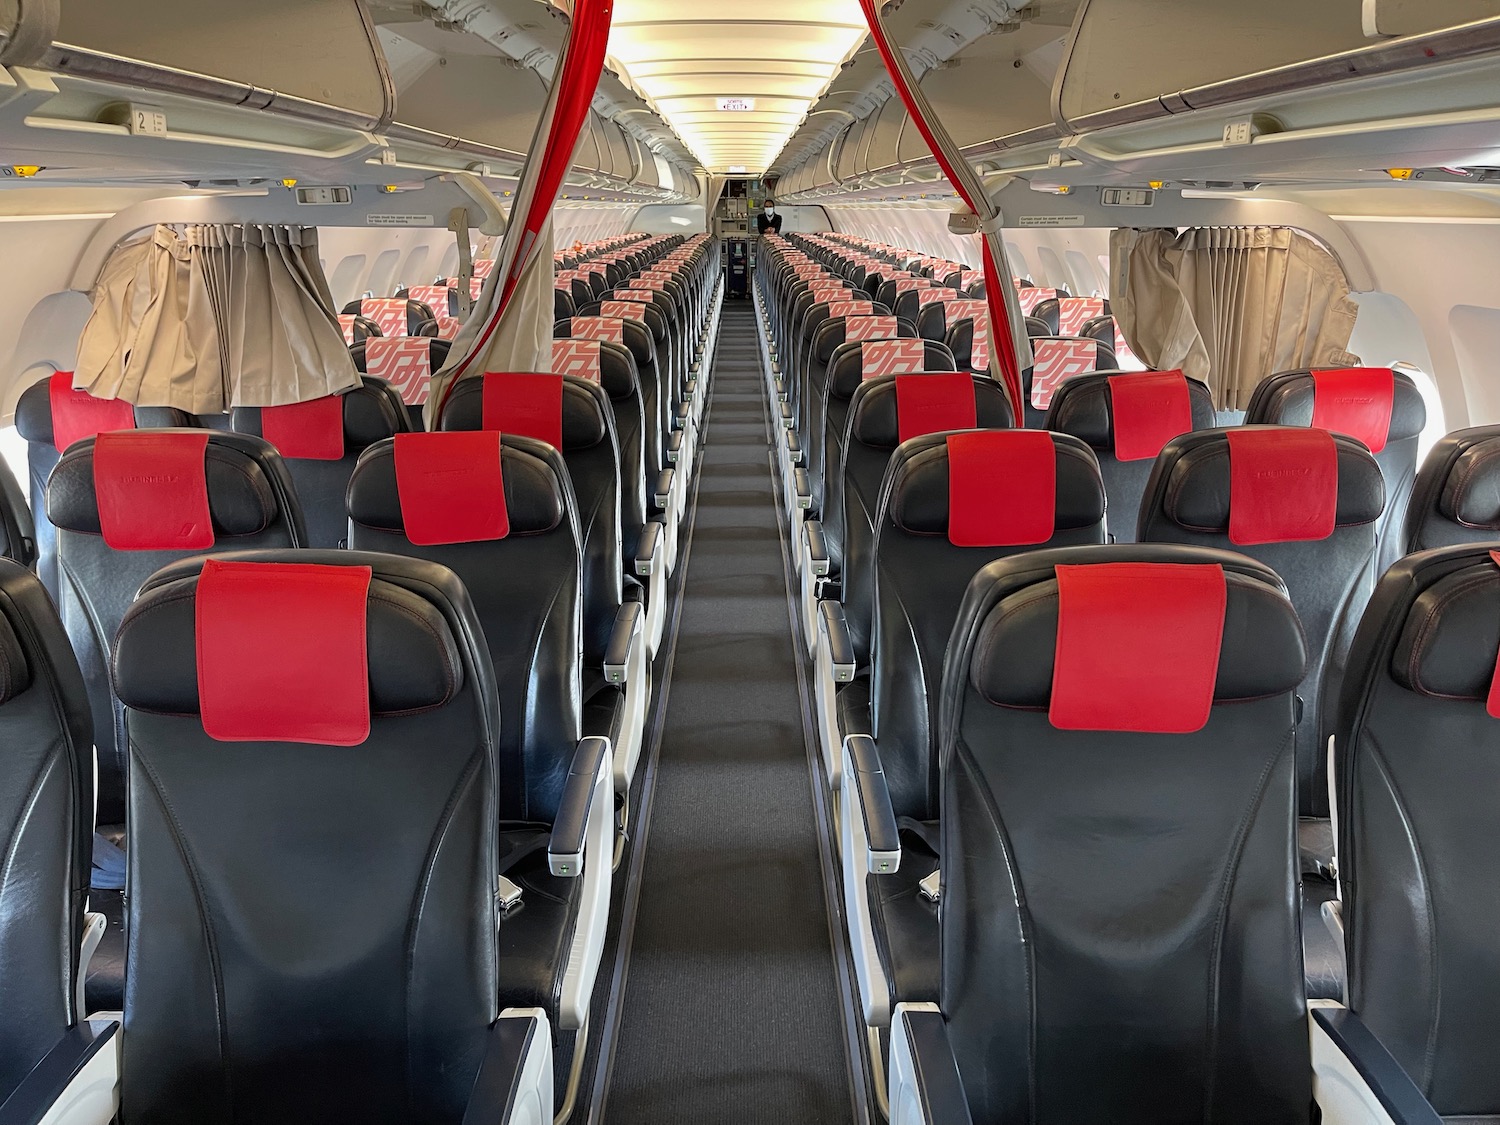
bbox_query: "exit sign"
[717,97,756,111]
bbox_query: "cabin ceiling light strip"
[607,0,867,172]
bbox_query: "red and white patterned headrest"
[600,301,648,322]
[338,314,358,345]
[551,339,602,383]
[473,259,495,278]
[1030,339,1100,411]
[571,316,625,343]
[364,337,433,405]
[434,317,462,341]
[860,339,929,380]
[1018,287,1059,315]
[918,288,961,309]
[611,290,654,304]
[1058,297,1106,337]
[845,316,900,342]
[360,298,408,338]
[407,285,451,315]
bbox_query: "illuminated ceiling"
[608,0,868,174]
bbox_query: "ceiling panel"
[609,0,867,173]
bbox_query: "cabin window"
[1392,362,1446,461]
[1066,249,1104,297]
[1037,246,1067,290]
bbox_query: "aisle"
[600,299,857,1124]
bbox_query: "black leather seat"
[14,373,194,599]
[1046,370,1216,542]
[346,431,611,1030]
[351,335,452,429]
[338,312,382,345]
[892,287,960,326]
[1330,544,1500,1120]
[439,372,654,790]
[914,297,987,346]
[0,462,34,570]
[47,429,305,1010]
[835,431,1107,1027]
[807,374,1014,778]
[879,544,1311,1123]
[802,335,951,525]
[0,558,93,1101]
[1245,367,1424,574]
[1138,425,1384,999]
[232,376,410,548]
[1403,425,1500,552]
[110,551,554,1124]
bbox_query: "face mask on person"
[764,206,775,216]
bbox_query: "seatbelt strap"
[897,815,942,856]
[450,207,475,318]
[494,829,554,916]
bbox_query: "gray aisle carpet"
[601,300,855,1124]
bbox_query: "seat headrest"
[348,435,565,539]
[1253,368,1425,447]
[14,374,194,450]
[354,339,444,407]
[848,374,1014,451]
[0,609,31,706]
[1389,552,1500,703]
[1152,428,1384,534]
[967,547,1306,715]
[885,431,1105,539]
[1046,372,1216,453]
[1438,432,1500,530]
[233,378,404,458]
[47,430,282,541]
[438,373,608,453]
[828,340,957,399]
[114,558,463,724]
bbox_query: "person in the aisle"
[756,200,783,236]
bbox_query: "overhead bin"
[834,119,865,183]
[1056,0,1370,127]
[48,0,393,130]
[864,96,906,172]
[918,29,1052,149]
[390,55,541,166]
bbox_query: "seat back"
[1403,425,1500,552]
[340,296,429,337]
[1244,368,1424,573]
[838,374,1013,662]
[940,544,1310,1125]
[14,374,195,598]
[440,372,624,667]
[1046,371,1217,542]
[0,462,34,569]
[1022,336,1120,428]
[113,552,499,1125]
[0,560,91,1101]
[48,430,305,827]
[553,330,662,476]
[817,340,959,558]
[347,432,582,822]
[871,431,1106,819]
[233,377,410,548]
[1139,426,1383,816]
[1338,545,1500,1117]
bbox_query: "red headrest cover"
[393,431,508,545]
[1051,562,1227,733]
[93,431,213,550]
[1108,371,1193,462]
[947,430,1055,547]
[1225,428,1338,545]
[260,396,344,460]
[894,373,976,445]
[481,372,564,449]
[196,558,372,745]
[50,370,135,453]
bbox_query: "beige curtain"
[1111,227,1361,410]
[75,223,358,413]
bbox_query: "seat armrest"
[653,469,675,511]
[634,520,663,578]
[818,601,856,681]
[548,736,611,877]
[0,1021,120,1125]
[844,735,901,874]
[666,430,683,462]
[792,468,812,510]
[604,602,644,685]
[888,1003,973,1125]
[803,520,829,577]
[461,1009,554,1125]
[1310,1005,1443,1125]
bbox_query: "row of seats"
[759,236,1500,1123]
[0,233,721,1121]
